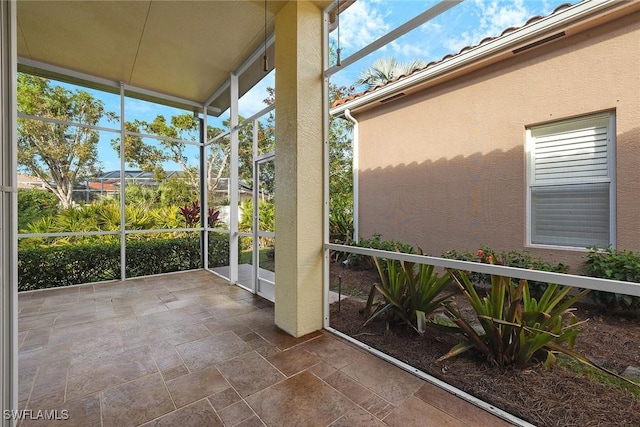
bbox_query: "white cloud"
[443,0,534,53]
[125,99,154,115]
[389,40,430,60]
[337,0,391,51]
[238,71,275,118]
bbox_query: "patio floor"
[17,270,513,427]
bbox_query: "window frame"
[525,111,617,250]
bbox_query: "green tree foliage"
[112,111,274,207]
[158,177,198,208]
[17,74,107,209]
[239,199,275,233]
[111,114,199,184]
[17,189,59,231]
[329,83,355,217]
[264,79,354,217]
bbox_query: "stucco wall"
[356,11,640,270]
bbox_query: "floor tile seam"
[17,307,45,317]
[236,395,268,427]
[137,397,216,427]
[251,348,289,380]
[411,388,479,425]
[316,369,395,422]
[253,329,323,353]
[97,370,174,410]
[159,325,214,347]
[18,331,28,349]
[379,395,463,425]
[216,358,290,404]
[156,361,179,414]
[153,340,192,379]
[219,399,260,427]
[21,365,38,409]
[62,355,72,404]
[68,347,160,401]
[19,328,52,352]
[98,389,105,427]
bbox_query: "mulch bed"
[329,262,640,427]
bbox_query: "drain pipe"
[344,109,359,243]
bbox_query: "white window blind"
[528,113,614,248]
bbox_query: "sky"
[329,0,569,89]
[38,0,571,173]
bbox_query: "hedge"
[18,233,230,291]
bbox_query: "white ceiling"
[16,0,309,114]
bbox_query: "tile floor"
[17,270,514,426]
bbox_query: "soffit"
[16,0,297,113]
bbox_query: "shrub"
[363,251,454,334]
[440,262,590,368]
[18,189,59,231]
[344,233,413,268]
[329,210,353,245]
[125,237,202,278]
[18,241,121,291]
[207,232,230,267]
[443,246,568,296]
[18,234,230,291]
[584,247,640,309]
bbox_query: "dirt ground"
[329,262,640,427]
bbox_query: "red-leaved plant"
[178,201,221,228]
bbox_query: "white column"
[0,1,18,425]
[228,74,239,285]
[119,83,126,280]
[274,1,325,336]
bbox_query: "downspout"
[344,109,358,243]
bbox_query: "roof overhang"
[16,0,333,115]
[330,0,640,117]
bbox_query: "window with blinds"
[527,113,615,248]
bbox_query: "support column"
[0,1,18,426]
[274,1,324,336]
[228,73,239,285]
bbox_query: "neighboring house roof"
[85,182,118,192]
[16,174,45,189]
[331,0,636,114]
[97,170,184,181]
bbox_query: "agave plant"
[439,264,590,368]
[363,251,454,334]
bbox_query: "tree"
[116,110,276,208]
[328,82,355,216]
[263,72,355,215]
[17,74,106,209]
[112,114,199,185]
[356,56,426,89]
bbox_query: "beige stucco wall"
[356,11,640,270]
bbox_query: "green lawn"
[239,247,275,272]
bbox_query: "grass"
[239,247,275,272]
[557,356,640,399]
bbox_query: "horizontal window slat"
[536,138,607,154]
[535,171,609,182]
[534,128,607,145]
[530,181,610,247]
[536,157,608,170]
[536,150,606,163]
[537,166,608,175]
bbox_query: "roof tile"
[331,2,576,109]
